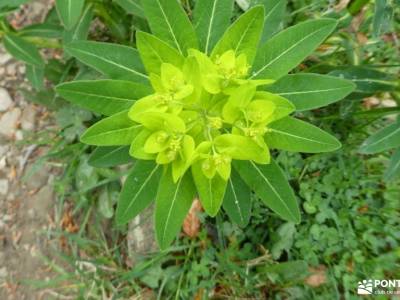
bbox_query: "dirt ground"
[0,1,62,299]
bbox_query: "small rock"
[0,107,21,138]
[0,49,12,65]
[21,105,36,130]
[0,179,9,195]
[26,167,49,190]
[0,88,13,112]
[0,267,8,279]
[0,145,8,157]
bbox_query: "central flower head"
[127,49,294,182]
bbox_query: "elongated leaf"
[65,41,148,83]
[155,170,196,249]
[26,65,44,90]
[211,6,264,64]
[55,0,85,29]
[373,0,393,37]
[88,146,133,168]
[141,0,198,55]
[252,0,286,42]
[81,111,142,146]
[191,162,227,217]
[329,67,398,97]
[19,23,63,38]
[56,80,152,116]
[266,117,341,153]
[136,31,184,75]
[115,0,145,17]
[252,19,337,80]
[234,159,300,223]
[265,74,356,111]
[384,148,400,181]
[116,161,161,225]
[223,170,252,227]
[63,4,94,43]
[193,0,234,54]
[3,34,43,67]
[359,122,400,154]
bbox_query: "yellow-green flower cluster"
[128,49,294,182]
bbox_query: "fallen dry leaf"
[305,265,327,287]
[182,198,203,238]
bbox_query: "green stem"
[174,240,194,300]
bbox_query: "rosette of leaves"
[55,0,355,249]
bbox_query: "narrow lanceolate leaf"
[88,146,133,168]
[266,117,341,153]
[265,74,356,111]
[193,0,234,54]
[136,31,185,75]
[155,170,196,250]
[26,65,44,90]
[192,162,228,217]
[254,0,287,42]
[116,161,161,225]
[65,41,148,83]
[3,34,43,67]
[211,6,264,64]
[63,4,94,43]
[384,148,400,181]
[19,23,63,39]
[81,111,142,146]
[234,160,300,223]
[359,122,400,154]
[223,170,252,227]
[252,19,337,80]
[115,0,145,18]
[55,0,85,30]
[56,80,152,116]
[141,0,198,55]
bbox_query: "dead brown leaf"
[182,198,203,238]
[305,265,327,287]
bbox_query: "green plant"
[52,1,355,249]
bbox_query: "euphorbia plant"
[55,0,355,249]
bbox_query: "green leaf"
[63,4,94,43]
[155,170,196,249]
[141,0,198,55]
[265,74,356,111]
[373,0,393,37]
[223,169,252,227]
[252,18,337,80]
[116,161,161,225]
[192,162,227,217]
[384,148,400,181]
[65,41,148,83]
[251,0,287,42]
[56,80,152,116]
[266,117,341,153]
[88,146,133,168]
[19,23,63,39]
[81,111,142,146]
[115,0,145,18]
[329,67,398,97]
[26,65,44,90]
[211,6,264,64]
[234,159,300,223]
[3,34,44,67]
[55,0,85,30]
[136,31,185,75]
[193,0,234,54]
[359,122,400,154]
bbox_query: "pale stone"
[0,88,13,112]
